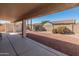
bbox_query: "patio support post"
[27,20,29,29]
[52,24,54,33]
[72,20,75,34]
[13,23,15,33]
[5,24,7,33]
[72,24,74,33]
[22,19,26,38]
[30,19,32,30]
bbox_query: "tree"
[40,20,51,26]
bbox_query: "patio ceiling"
[0,3,78,22]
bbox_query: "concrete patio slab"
[0,33,67,56]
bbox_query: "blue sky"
[32,6,79,23]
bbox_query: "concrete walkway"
[0,33,67,56]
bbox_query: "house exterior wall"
[0,25,5,32]
[43,23,53,32]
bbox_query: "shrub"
[33,25,46,31]
[33,25,40,31]
[53,26,72,34]
[53,29,58,33]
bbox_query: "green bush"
[33,25,40,31]
[33,25,46,31]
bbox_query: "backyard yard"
[27,31,79,55]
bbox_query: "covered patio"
[0,3,79,56]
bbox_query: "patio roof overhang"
[0,3,78,23]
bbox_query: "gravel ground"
[27,31,79,55]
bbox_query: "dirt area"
[27,31,79,56]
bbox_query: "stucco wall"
[74,24,79,34]
[0,23,79,34]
